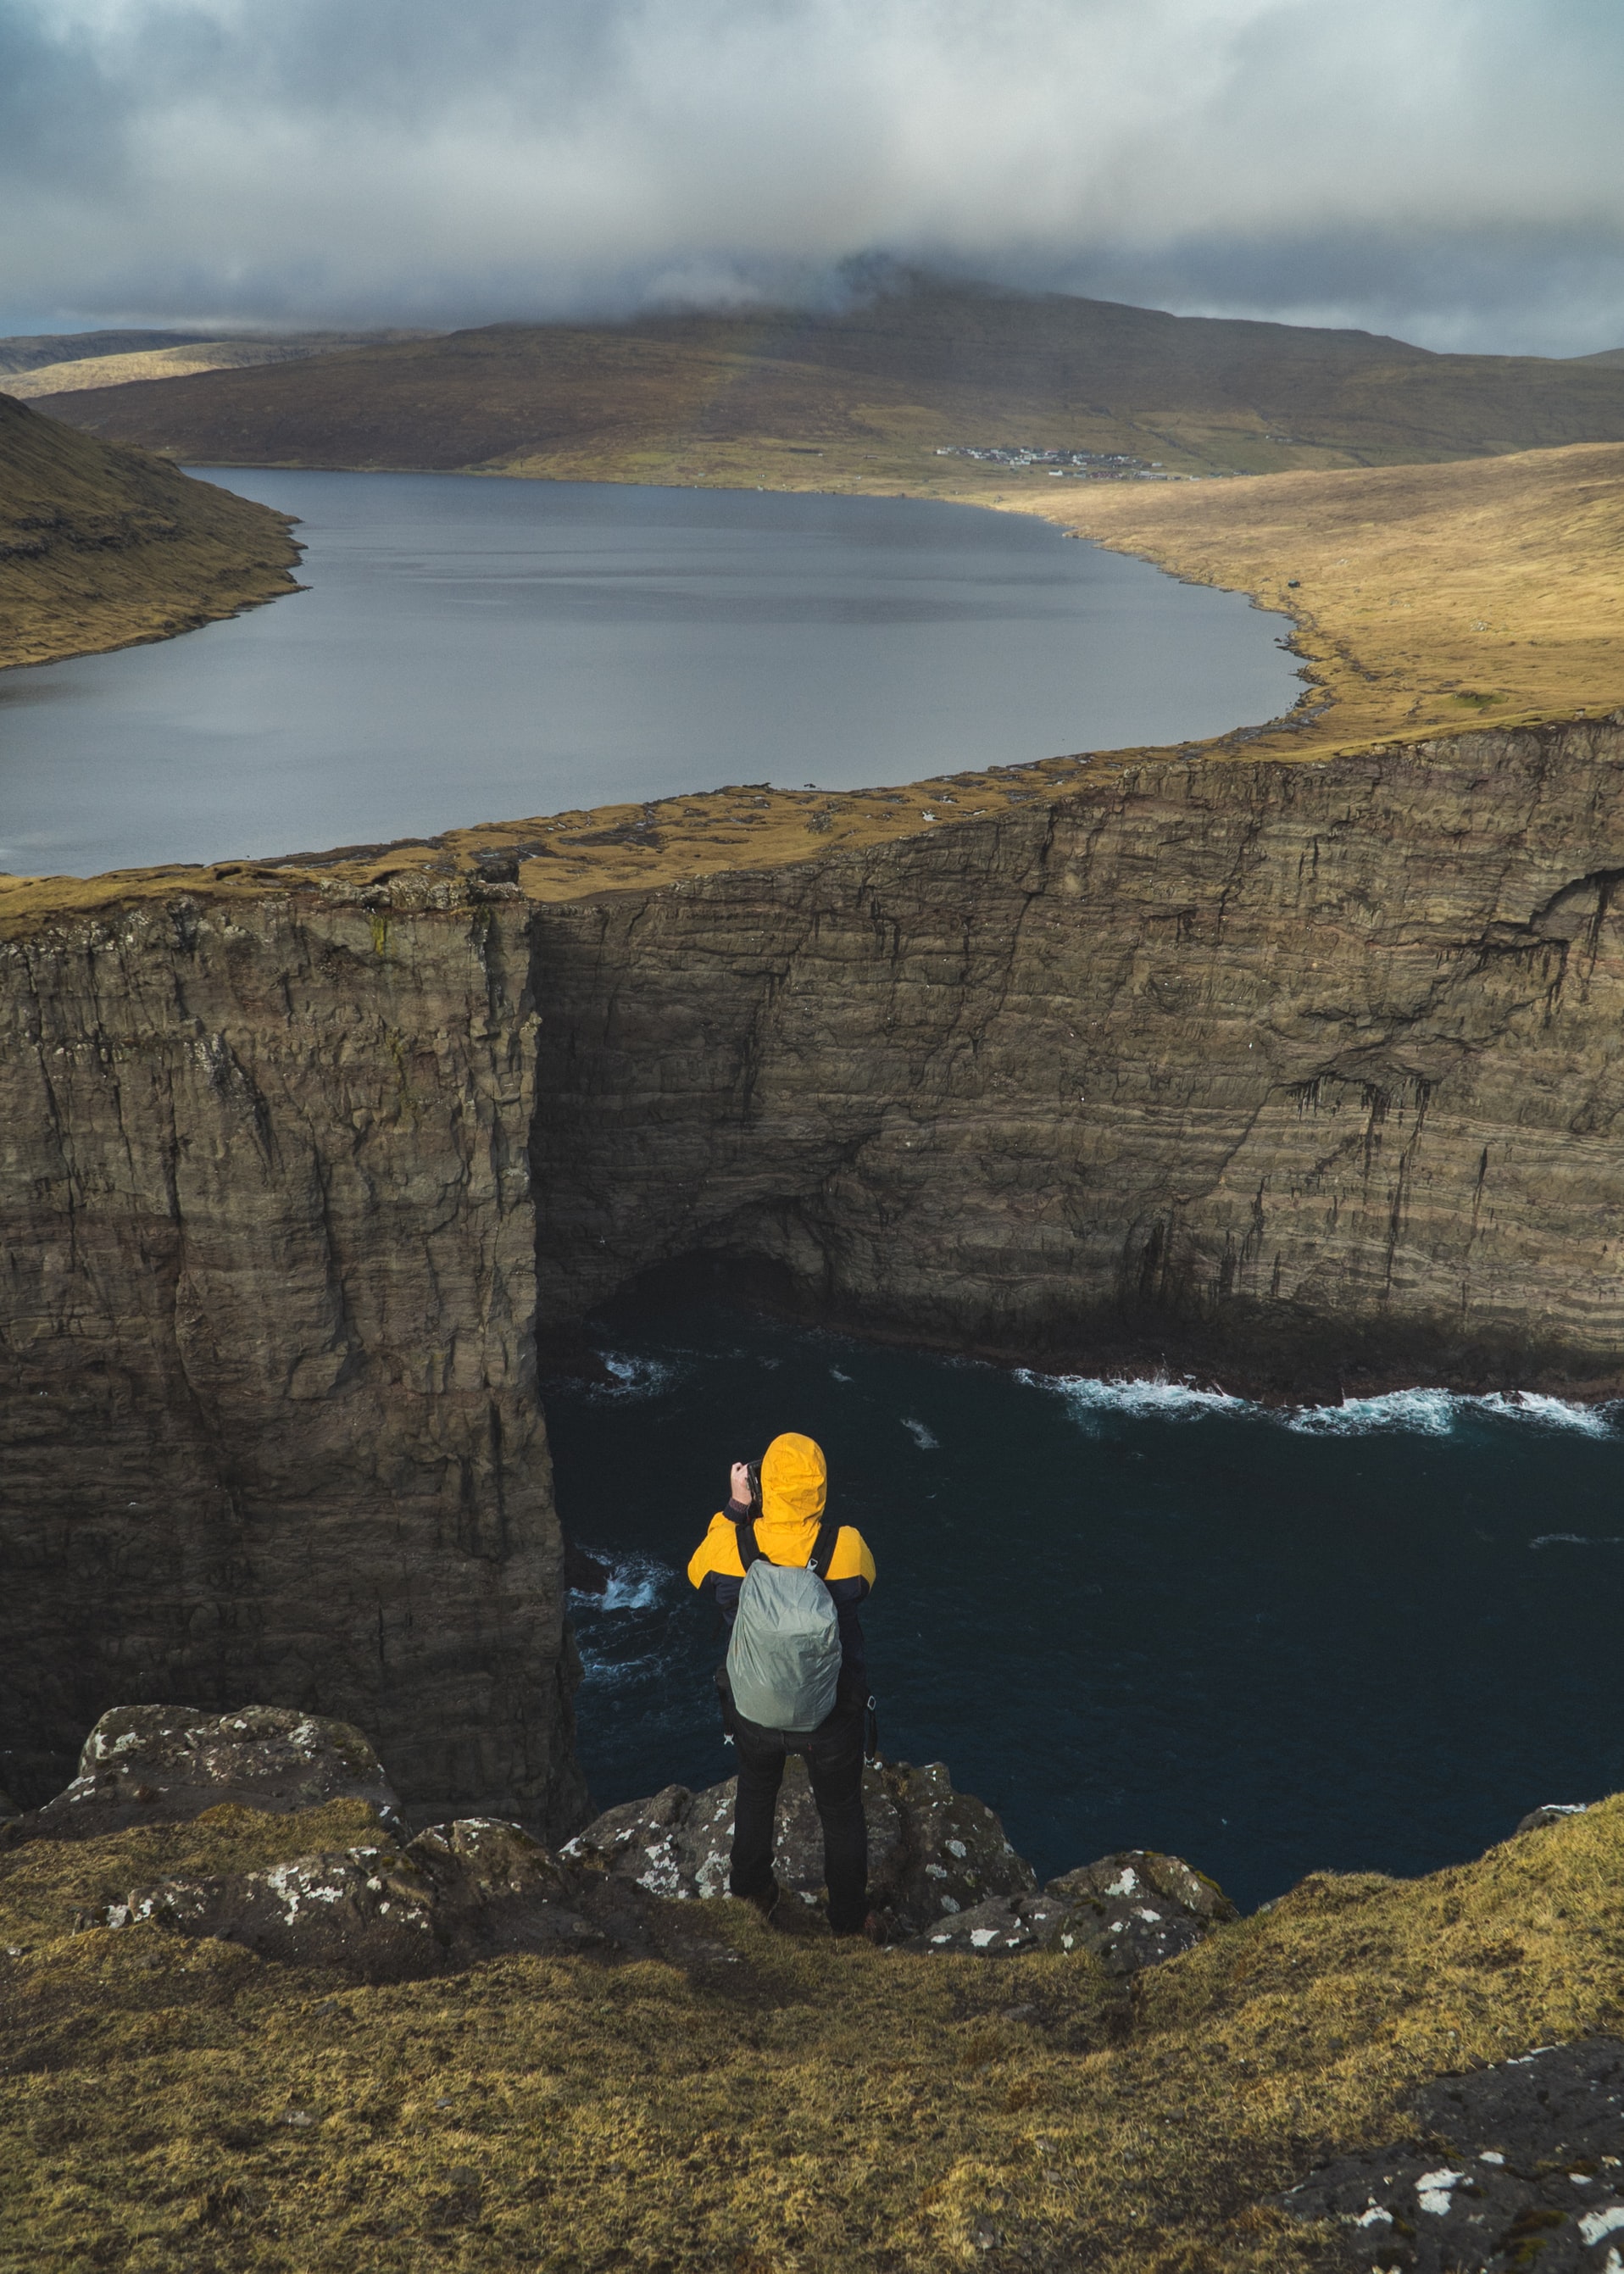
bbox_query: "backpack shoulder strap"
[734,1516,765,1570]
[806,1516,842,1580]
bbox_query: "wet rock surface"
[1280,2038,1624,2271]
[3,1705,402,1848]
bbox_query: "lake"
[548,1298,1624,1914]
[0,469,1299,877]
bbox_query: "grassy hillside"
[0,329,214,376]
[0,328,437,402]
[0,391,303,673]
[42,279,1624,486]
[3,1790,1623,2269]
[1048,438,1624,759]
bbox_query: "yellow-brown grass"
[0,392,302,675]
[3,1796,1622,2271]
[1037,440,1624,757]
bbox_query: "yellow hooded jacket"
[688,1432,876,1673]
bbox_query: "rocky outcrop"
[1280,2038,1624,2271]
[12,717,1624,1818]
[36,1715,1226,1977]
[0,881,584,1831]
[911,1848,1237,1965]
[530,715,1624,1393]
[565,1759,1232,1965]
[3,1704,401,1846]
[566,1755,1037,1937]
[91,1813,728,1982]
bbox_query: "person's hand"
[730,1461,754,1508]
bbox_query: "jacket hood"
[759,1432,827,1524]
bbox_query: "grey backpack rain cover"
[726,1560,842,1732]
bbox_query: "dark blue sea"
[547,1301,1624,1914]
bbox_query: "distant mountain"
[1571,347,1624,368]
[0,392,300,678]
[36,280,1624,482]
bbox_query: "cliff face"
[531,718,1624,1389]
[0,881,584,1826]
[8,715,1624,1813]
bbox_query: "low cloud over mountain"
[3,0,1622,353]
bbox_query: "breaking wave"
[901,1416,940,1449]
[1288,1389,1619,1437]
[569,1552,673,1613]
[1024,1371,1245,1427]
[1028,1372,1619,1439]
[586,1352,679,1402]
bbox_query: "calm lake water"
[0,469,1299,876]
[548,1301,1624,1914]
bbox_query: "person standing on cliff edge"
[687,1432,878,1937]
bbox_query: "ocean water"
[0,469,1299,876]
[546,1302,1624,1913]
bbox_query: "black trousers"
[728,1693,868,1933]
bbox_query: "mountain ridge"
[38,277,1624,484]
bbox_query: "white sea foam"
[830,1366,854,1383]
[901,1416,939,1449]
[589,1351,677,1401]
[1289,1388,1618,1437]
[1028,1368,1618,1438]
[1529,1533,1624,1550]
[1026,1370,1246,1426]
[570,1553,672,1612]
[1287,1387,1461,1436]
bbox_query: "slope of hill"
[0,392,302,672]
[42,278,1624,486]
[0,328,215,375]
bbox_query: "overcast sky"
[3,0,1622,356]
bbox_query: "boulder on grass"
[8,1705,401,1846]
[1037,1849,1237,1973]
[92,1813,746,1982]
[904,1849,1236,1971]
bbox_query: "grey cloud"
[2,0,1622,353]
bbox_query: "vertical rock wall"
[530,720,1624,1389]
[0,881,585,1828]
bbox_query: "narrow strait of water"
[0,469,1299,876]
[547,1301,1624,1915]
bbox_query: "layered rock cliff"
[0,880,583,1826]
[531,716,1624,1391]
[6,714,1624,1814]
